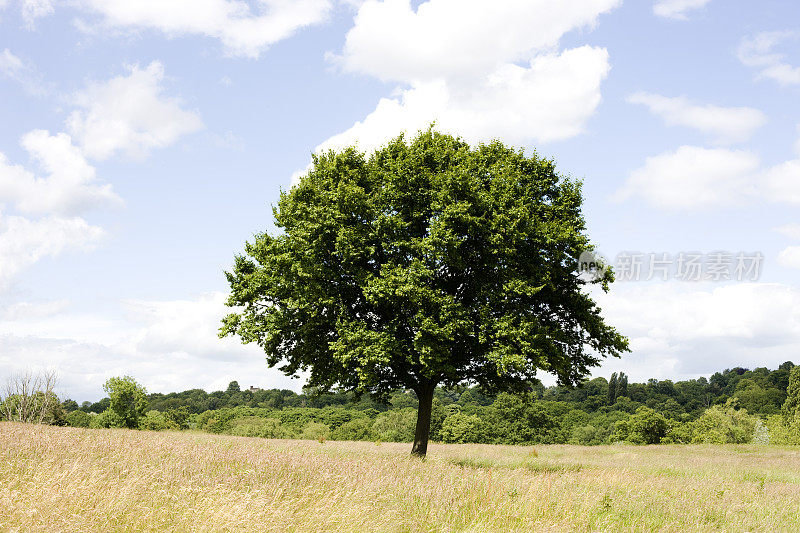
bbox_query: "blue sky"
[1,0,799,401]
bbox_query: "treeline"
[6,363,800,445]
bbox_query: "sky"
[1,0,799,402]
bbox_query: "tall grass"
[2,422,800,531]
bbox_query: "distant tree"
[439,413,487,443]
[614,406,668,444]
[103,376,148,429]
[1,370,61,424]
[608,373,618,404]
[221,130,628,456]
[226,381,241,394]
[783,366,800,420]
[61,399,79,413]
[690,400,757,444]
[139,410,177,431]
[616,373,629,398]
[66,410,91,428]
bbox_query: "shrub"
[300,422,330,442]
[569,425,599,445]
[139,410,178,431]
[372,408,417,442]
[229,417,295,439]
[764,415,800,445]
[331,418,374,441]
[614,407,668,444]
[66,410,92,428]
[689,400,757,444]
[439,413,487,444]
[89,409,124,428]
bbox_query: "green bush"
[372,408,417,442]
[765,414,800,445]
[139,410,178,431]
[89,408,124,428]
[614,407,668,444]
[300,422,330,442]
[229,417,295,439]
[66,410,91,428]
[689,401,757,444]
[331,418,374,441]
[439,413,487,444]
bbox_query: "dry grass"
[3,422,800,531]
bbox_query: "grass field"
[3,422,800,532]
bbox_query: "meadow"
[3,422,800,531]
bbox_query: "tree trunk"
[411,382,435,457]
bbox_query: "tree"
[221,130,628,456]
[1,370,61,424]
[608,373,618,404]
[783,366,800,420]
[226,381,241,394]
[616,373,628,399]
[103,376,148,429]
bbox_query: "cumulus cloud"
[614,146,760,209]
[617,127,800,209]
[0,292,301,401]
[652,0,711,20]
[296,0,620,183]
[67,61,203,161]
[316,46,610,156]
[738,31,800,86]
[627,92,766,145]
[592,282,800,382]
[0,130,120,216]
[337,0,620,82]
[0,212,105,286]
[69,0,332,58]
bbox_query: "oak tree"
[221,130,628,456]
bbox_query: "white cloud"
[653,0,711,20]
[0,299,69,321]
[299,1,621,181]
[762,157,800,205]
[774,223,800,241]
[0,212,105,286]
[592,282,800,382]
[315,46,610,158]
[338,0,620,82]
[0,130,120,216]
[614,145,760,209]
[21,0,53,28]
[627,92,766,144]
[617,127,800,209]
[0,292,301,401]
[67,61,203,161]
[71,0,333,58]
[738,31,800,86]
[778,246,800,269]
[0,48,45,95]
[0,48,24,77]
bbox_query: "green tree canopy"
[221,130,628,455]
[103,376,148,429]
